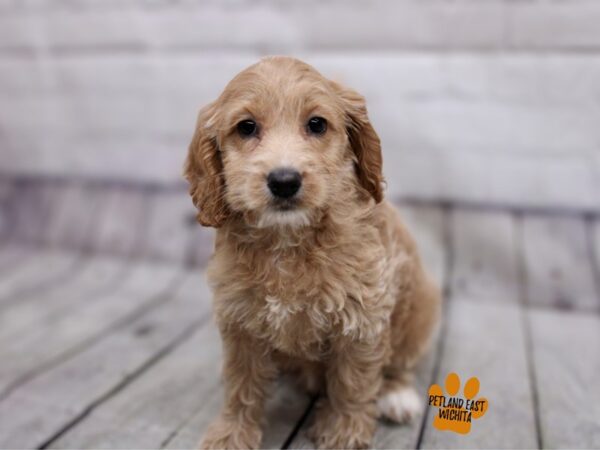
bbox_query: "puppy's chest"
[247,256,358,359]
[221,241,394,359]
[250,285,385,360]
[253,294,329,359]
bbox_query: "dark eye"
[237,120,257,137]
[307,116,327,135]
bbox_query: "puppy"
[184,56,440,450]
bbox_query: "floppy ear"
[334,82,384,203]
[183,103,229,227]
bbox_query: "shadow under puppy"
[184,56,441,450]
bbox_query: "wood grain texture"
[0,249,80,305]
[0,271,206,449]
[89,186,149,257]
[522,215,598,311]
[419,300,537,449]
[451,210,519,303]
[397,203,446,287]
[0,2,505,52]
[529,309,600,448]
[7,180,59,244]
[0,256,128,342]
[0,262,181,397]
[3,53,600,210]
[592,218,600,304]
[143,188,196,264]
[0,188,597,450]
[4,2,600,52]
[507,1,600,50]
[0,243,37,274]
[0,178,16,241]
[44,182,106,251]
[50,310,218,450]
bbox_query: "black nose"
[267,168,302,199]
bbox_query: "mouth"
[258,200,311,229]
[271,198,300,211]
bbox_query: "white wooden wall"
[1,0,599,211]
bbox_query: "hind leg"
[378,267,441,423]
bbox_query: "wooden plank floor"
[0,178,599,449]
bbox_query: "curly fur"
[184,56,441,449]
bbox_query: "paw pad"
[428,373,488,434]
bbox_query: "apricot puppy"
[184,56,440,449]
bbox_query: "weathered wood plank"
[420,207,535,448]
[0,181,94,287]
[0,3,504,52]
[529,309,600,448]
[0,249,81,304]
[419,208,551,448]
[44,182,106,251]
[522,215,598,311]
[50,313,219,449]
[4,54,600,211]
[0,271,206,449]
[0,262,181,397]
[89,185,149,258]
[397,203,446,287]
[7,180,64,244]
[0,256,128,342]
[451,210,519,303]
[419,300,537,449]
[592,218,600,302]
[143,188,196,264]
[0,243,37,274]
[162,384,222,450]
[6,2,600,53]
[0,178,16,241]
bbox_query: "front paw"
[200,417,262,450]
[307,401,376,449]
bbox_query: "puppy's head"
[184,56,383,229]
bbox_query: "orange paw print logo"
[428,373,489,435]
